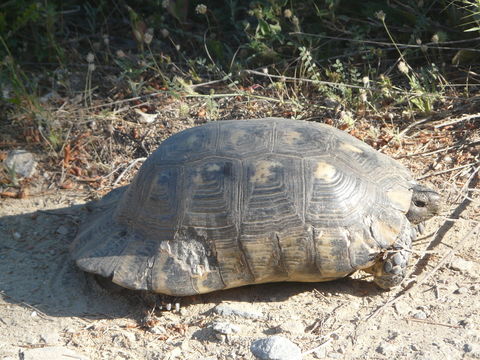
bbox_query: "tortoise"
[71,118,441,295]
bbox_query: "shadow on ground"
[0,201,385,322]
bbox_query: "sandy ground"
[0,177,479,359]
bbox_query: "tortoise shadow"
[0,199,385,321]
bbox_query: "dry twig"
[417,162,479,180]
[112,157,147,186]
[434,113,480,129]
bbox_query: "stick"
[302,338,333,355]
[416,162,479,180]
[112,157,147,186]
[244,69,365,89]
[406,318,464,329]
[434,113,480,128]
[395,141,480,159]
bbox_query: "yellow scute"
[340,142,363,153]
[250,160,279,184]
[386,186,412,212]
[314,161,336,181]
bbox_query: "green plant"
[0,37,41,113]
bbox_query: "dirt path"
[0,183,479,359]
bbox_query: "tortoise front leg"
[366,224,415,289]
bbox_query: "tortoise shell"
[71,118,416,295]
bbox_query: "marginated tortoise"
[71,118,441,295]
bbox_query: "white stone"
[5,150,37,178]
[211,321,240,335]
[250,336,302,360]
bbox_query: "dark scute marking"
[330,238,352,273]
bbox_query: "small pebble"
[213,304,263,319]
[464,344,473,353]
[449,257,476,274]
[179,307,188,316]
[31,311,37,318]
[210,321,240,335]
[412,310,427,320]
[250,336,302,360]
[13,232,21,240]
[123,331,136,343]
[394,301,411,315]
[149,325,167,335]
[454,287,468,294]
[215,333,227,343]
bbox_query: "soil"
[1,132,479,360]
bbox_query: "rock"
[449,257,476,274]
[210,321,240,343]
[213,304,263,319]
[393,301,411,315]
[5,150,37,178]
[149,325,167,335]
[463,343,480,358]
[412,310,427,320]
[123,331,136,343]
[250,336,302,360]
[210,321,240,335]
[20,346,88,360]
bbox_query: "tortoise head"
[406,184,442,224]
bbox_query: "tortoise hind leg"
[366,224,415,289]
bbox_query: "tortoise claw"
[373,249,409,289]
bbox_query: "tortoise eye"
[414,200,426,207]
